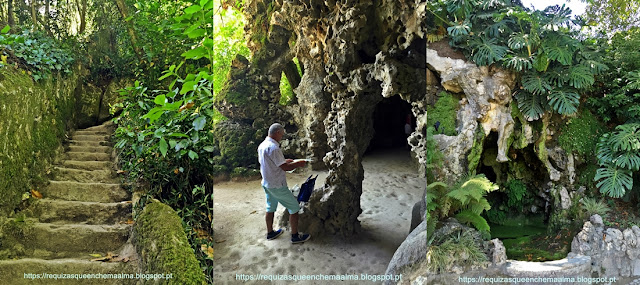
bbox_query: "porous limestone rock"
[570,214,640,277]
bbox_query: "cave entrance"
[365,95,414,154]
[475,132,573,262]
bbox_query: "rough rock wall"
[216,0,427,235]
[571,214,640,277]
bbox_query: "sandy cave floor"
[213,149,426,284]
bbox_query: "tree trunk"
[75,0,86,34]
[45,0,50,33]
[8,0,15,28]
[113,0,143,61]
[30,0,37,29]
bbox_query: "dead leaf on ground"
[120,219,134,225]
[249,210,257,215]
[92,252,117,262]
[178,102,195,112]
[30,189,43,199]
[194,228,210,239]
[117,170,127,174]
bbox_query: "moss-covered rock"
[427,91,458,136]
[134,201,205,285]
[0,67,78,217]
[557,110,605,157]
[213,120,260,168]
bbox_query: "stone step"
[65,152,112,162]
[54,168,115,183]
[59,160,113,171]
[71,134,111,142]
[0,258,136,285]
[83,124,113,132]
[42,181,129,203]
[69,140,110,147]
[73,129,110,136]
[67,145,112,154]
[6,223,130,259]
[27,199,132,225]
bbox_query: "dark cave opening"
[365,95,414,154]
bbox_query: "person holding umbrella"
[257,123,311,244]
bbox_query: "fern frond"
[447,188,471,205]
[568,65,595,89]
[548,88,580,115]
[455,210,490,232]
[522,73,552,95]
[515,90,546,121]
[594,166,633,198]
[467,198,491,215]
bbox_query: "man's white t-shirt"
[257,136,287,188]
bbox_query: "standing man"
[258,123,311,243]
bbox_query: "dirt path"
[213,149,425,284]
[0,122,137,284]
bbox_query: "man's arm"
[280,159,306,171]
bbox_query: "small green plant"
[579,197,611,220]
[427,174,498,239]
[505,179,528,209]
[279,71,295,105]
[427,229,487,273]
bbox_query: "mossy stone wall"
[134,201,205,285]
[0,67,79,216]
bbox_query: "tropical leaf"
[594,166,633,198]
[484,19,513,38]
[568,65,595,89]
[447,20,472,37]
[507,32,528,50]
[596,134,615,165]
[455,210,490,233]
[480,0,509,10]
[580,59,609,75]
[515,90,546,121]
[503,54,532,71]
[541,4,573,29]
[522,73,552,94]
[548,88,580,115]
[532,52,550,72]
[544,67,567,87]
[626,70,640,90]
[469,36,509,66]
[612,151,640,171]
[542,36,575,65]
[611,123,640,152]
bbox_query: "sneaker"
[291,233,311,244]
[267,229,283,240]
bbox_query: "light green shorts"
[263,186,300,214]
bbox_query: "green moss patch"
[134,201,205,285]
[557,110,605,157]
[427,91,458,136]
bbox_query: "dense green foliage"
[427,174,498,240]
[111,0,214,281]
[594,124,640,198]
[427,91,458,136]
[427,0,605,121]
[581,0,640,33]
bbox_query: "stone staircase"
[0,123,138,284]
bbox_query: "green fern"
[548,88,579,115]
[469,36,508,66]
[515,90,546,121]
[455,210,490,233]
[594,165,633,198]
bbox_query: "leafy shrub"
[485,207,507,225]
[0,28,74,81]
[427,174,498,238]
[279,71,295,105]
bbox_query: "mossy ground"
[557,110,606,157]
